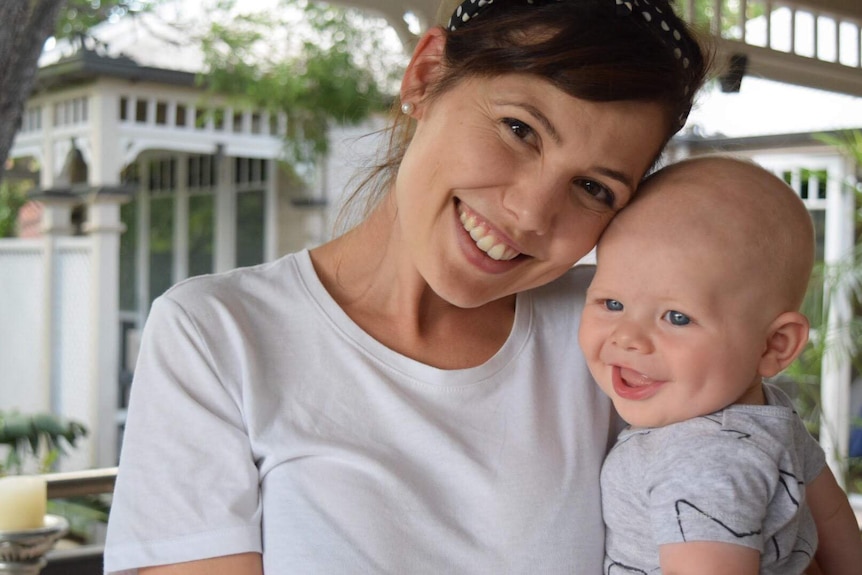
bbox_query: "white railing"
[681,0,862,97]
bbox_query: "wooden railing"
[41,467,118,575]
[45,467,117,500]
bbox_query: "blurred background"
[1,0,861,571]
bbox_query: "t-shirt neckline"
[293,249,533,387]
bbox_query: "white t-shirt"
[104,251,612,574]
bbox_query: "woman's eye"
[574,179,615,208]
[664,310,691,326]
[604,299,624,312]
[503,118,535,142]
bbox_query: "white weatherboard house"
[2,1,862,497]
[2,11,388,470]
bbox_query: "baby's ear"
[758,311,810,378]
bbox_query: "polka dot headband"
[448,0,689,69]
[446,0,698,126]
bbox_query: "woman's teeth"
[459,209,520,261]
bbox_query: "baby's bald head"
[601,155,815,312]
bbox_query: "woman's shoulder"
[157,250,310,315]
[164,251,307,302]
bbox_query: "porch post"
[83,189,130,468]
[33,192,78,416]
[820,155,856,488]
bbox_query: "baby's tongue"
[619,367,656,387]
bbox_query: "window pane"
[149,196,174,308]
[188,194,215,278]
[811,209,825,263]
[136,99,148,123]
[196,108,207,129]
[156,101,168,125]
[119,200,138,312]
[236,190,264,268]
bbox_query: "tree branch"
[0,0,68,183]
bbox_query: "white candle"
[0,476,47,531]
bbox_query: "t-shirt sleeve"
[795,410,827,485]
[104,294,262,575]
[648,433,775,552]
[766,383,826,484]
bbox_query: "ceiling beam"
[779,0,862,24]
[716,38,862,98]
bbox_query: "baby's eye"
[574,179,615,208]
[663,310,691,326]
[604,299,624,312]
[503,118,535,142]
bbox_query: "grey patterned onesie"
[601,382,826,574]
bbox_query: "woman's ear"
[758,311,810,378]
[400,27,447,116]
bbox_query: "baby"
[578,156,862,574]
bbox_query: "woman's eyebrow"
[595,167,634,190]
[495,98,634,190]
[520,103,561,144]
[494,98,561,144]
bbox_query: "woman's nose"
[502,174,565,235]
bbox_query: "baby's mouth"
[618,367,658,387]
[611,365,666,400]
[457,204,520,261]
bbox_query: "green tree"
[0,178,29,238]
[198,0,402,166]
[782,129,862,491]
[680,0,766,37]
[0,0,402,233]
[0,1,153,186]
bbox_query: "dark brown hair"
[336,0,711,232]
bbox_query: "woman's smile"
[454,199,526,276]
[457,201,521,262]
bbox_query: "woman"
[104,0,708,573]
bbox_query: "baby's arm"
[659,541,759,574]
[807,466,862,575]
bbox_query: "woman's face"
[394,73,668,308]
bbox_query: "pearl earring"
[400,102,414,115]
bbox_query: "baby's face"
[578,221,772,428]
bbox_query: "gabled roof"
[34,46,198,93]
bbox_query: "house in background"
[2,0,862,485]
[2,20,388,469]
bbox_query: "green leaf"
[195,0,403,167]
